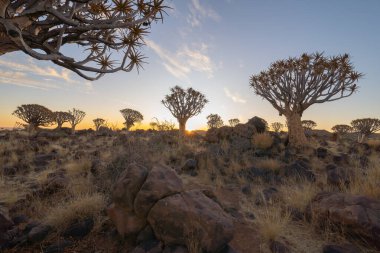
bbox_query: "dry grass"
[366,139,380,149]
[255,158,282,171]
[255,206,291,242]
[252,133,273,150]
[45,192,106,230]
[65,159,92,177]
[343,156,380,199]
[280,180,319,212]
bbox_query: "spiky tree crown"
[120,108,143,129]
[12,104,54,127]
[351,118,380,135]
[207,114,223,129]
[0,0,168,80]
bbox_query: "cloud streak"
[146,40,215,80]
[0,57,93,91]
[224,88,247,103]
[187,0,221,27]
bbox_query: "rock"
[43,239,73,253]
[239,167,279,183]
[107,203,146,237]
[12,215,28,225]
[241,184,252,195]
[134,165,183,217]
[309,192,380,250]
[34,153,56,168]
[219,244,239,253]
[316,147,328,159]
[112,163,149,209]
[323,243,360,253]
[284,160,315,182]
[326,165,350,187]
[148,190,234,253]
[137,225,156,244]
[27,224,52,243]
[62,218,94,239]
[270,240,291,253]
[255,187,280,205]
[135,239,162,253]
[180,159,198,176]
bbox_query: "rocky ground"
[0,119,379,253]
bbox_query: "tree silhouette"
[0,1,167,80]
[120,108,143,131]
[93,118,107,131]
[12,104,54,131]
[228,118,240,127]
[162,86,208,136]
[331,124,353,140]
[250,52,362,146]
[301,120,317,130]
[271,122,284,133]
[351,118,380,143]
[54,111,71,130]
[68,108,86,134]
[207,114,223,129]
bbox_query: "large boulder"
[112,163,149,209]
[148,190,234,253]
[107,203,146,236]
[309,192,380,249]
[134,165,183,217]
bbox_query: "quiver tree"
[250,52,362,147]
[0,1,167,80]
[120,108,143,131]
[162,86,208,136]
[228,118,240,127]
[54,111,71,130]
[271,122,284,133]
[93,118,106,131]
[12,104,54,131]
[301,120,317,130]
[331,124,353,140]
[207,114,223,129]
[68,108,86,134]
[351,118,380,143]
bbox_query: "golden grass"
[255,158,282,171]
[65,159,92,177]
[255,206,291,242]
[45,193,105,230]
[252,133,273,150]
[343,156,380,199]
[280,180,318,212]
[366,139,380,149]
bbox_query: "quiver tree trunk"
[179,119,187,137]
[285,113,307,147]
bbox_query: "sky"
[1,0,380,131]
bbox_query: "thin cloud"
[224,87,247,104]
[0,57,91,91]
[146,40,215,80]
[187,0,221,27]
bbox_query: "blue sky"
[1,0,379,130]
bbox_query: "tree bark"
[179,119,187,137]
[286,112,308,147]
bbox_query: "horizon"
[1,0,380,131]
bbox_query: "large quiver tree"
[68,108,86,134]
[250,52,362,147]
[12,104,54,131]
[162,86,208,136]
[0,0,167,80]
[120,108,143,131]
[54,111,71,130]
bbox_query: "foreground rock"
[148,190,234,252]
[108,163,234,252]
[309,192,380,250]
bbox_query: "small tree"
[12,104,54,131]
[120,108,143,131]
[351,118,380,143]
[68,108,86,134]
[331,124,353,140]
[93,118,107,131]
[207,114,224,129]
[162,86,208,136]
[54,111,71,130]
[228,118,240,127]
[271,122,284,133]
[301,120,317,130]
[250,53,362,146]
[0,0,167,80]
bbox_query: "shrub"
[252,133,273,150]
